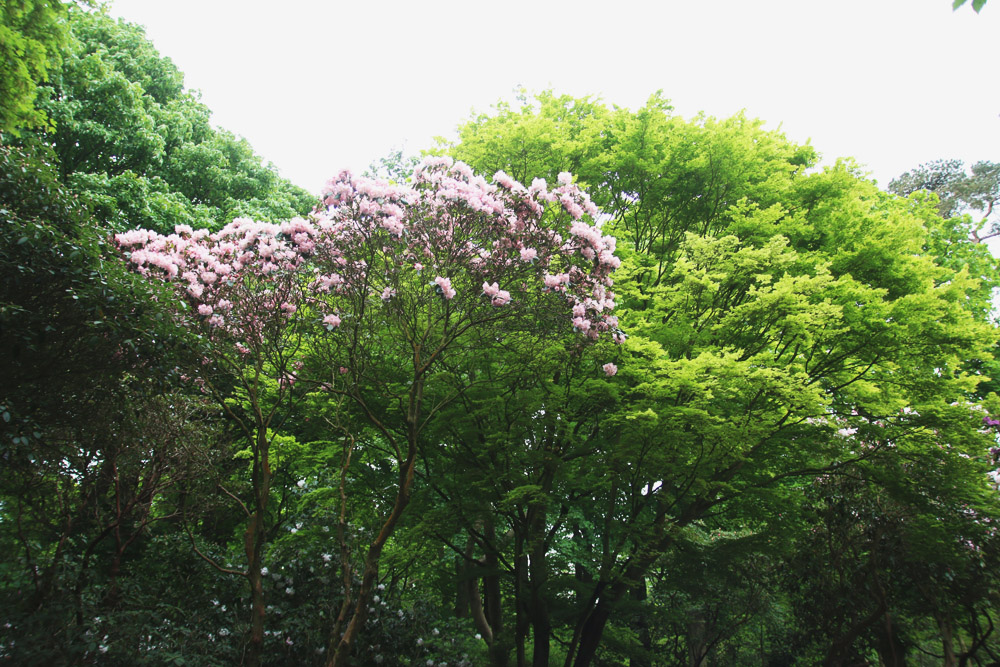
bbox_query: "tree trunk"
[938,614,958,667]
[874,612,906,667]
[630,579,652,667]
[244,425,272,667]
[687,611,708,667]
[483,519,510,667]
[327,428,419,666]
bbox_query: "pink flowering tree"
[116,217,321,666]
[298,157,620,665]
[117,156,620,665]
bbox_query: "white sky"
[108,0,998,196]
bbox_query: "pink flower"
[493,170,516,189]
[414,263,423,271]
[323,314,341,328]
[602,363,618,377]
[198,304,214,317]
[492,290,511,307]
[482,281,500,297]
[434,276,456,299]
[381,287,396,301]
[519,247,538,262]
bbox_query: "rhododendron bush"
[117,157,620,349]
[115,156,621,665]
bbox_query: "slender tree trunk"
[483,519,510,667]
[938,614,958,667]
[455,535,474,618]
[630,579,652,667]
[687,611,708,667]
[514,531,528,667]
[244,425,272,667]
[327,417,420,667]
[528,521,551,666]
[874,612,906,667]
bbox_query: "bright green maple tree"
[441,91,1000,666]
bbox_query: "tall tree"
[447,91,999,666]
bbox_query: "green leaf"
[953,0,968,8]
[972,0,986,10]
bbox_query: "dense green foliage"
[2,7,1000,667]
[28,8,314,232]
[0,0,71,135]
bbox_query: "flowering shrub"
[115,157,622,355]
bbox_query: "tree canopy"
[2,8,999,666]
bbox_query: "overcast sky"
[108,0,998,195]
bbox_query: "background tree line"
[2,4,1000,666]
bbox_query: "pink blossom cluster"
[116,157,624,364]
[313,156,622,340]
[115,217,320,348]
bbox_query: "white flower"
[296,479,306,488]
[260,568,268,576]
[432,627,440,636]
[417,638,424,646]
